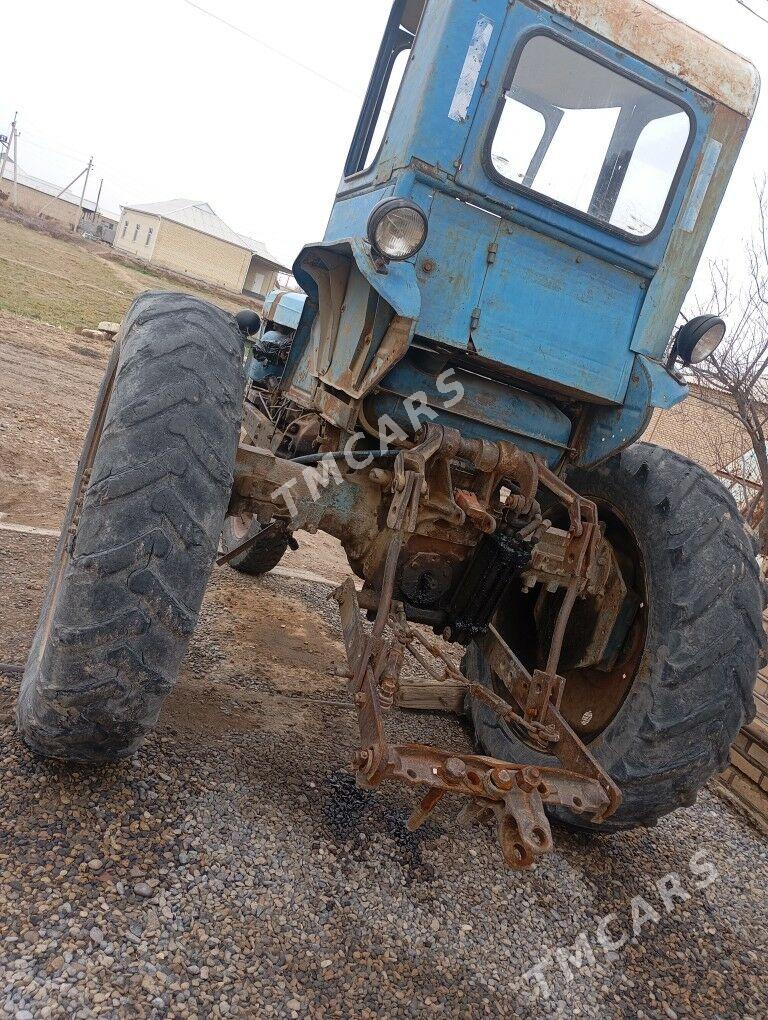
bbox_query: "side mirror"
[235,309,261,337]
[673,315,726,366]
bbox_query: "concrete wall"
[642,387,751,474]
[149,219,251,292]
[114,210,161,260]
[0,181,80,229]
[243,257,281,299]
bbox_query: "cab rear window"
[488,35,693,239]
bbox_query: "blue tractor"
[244,288,306,396]
[221,289,310,574]
[19,0,764,868]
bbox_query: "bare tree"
[687,183,768,554]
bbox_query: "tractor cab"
[284,0,759,468]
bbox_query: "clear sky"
[1,0,766,280]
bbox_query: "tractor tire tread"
[16,291,245,762]
[468,442,763,831]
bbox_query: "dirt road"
[0,307,348,579]
[0,311,110,527]
[0,308,766,1018]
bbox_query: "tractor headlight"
[674,315,727,365]
[367,199,428,262]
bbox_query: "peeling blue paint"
[283,0,750,468]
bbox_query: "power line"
[21,132,152,199]
[735,0,768,25]
[178,0,357,96]
[23,133,94,166]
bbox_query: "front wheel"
[219,513,289,576]
[467,443,764,830]
[16,291,246,762]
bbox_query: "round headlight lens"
[675,315,727,366]
[690,321,727,364]
[367,200,428,261]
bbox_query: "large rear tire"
[467,443,764,830]
[16,291,245,762]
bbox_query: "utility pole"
[0,111,17,187]
[37,163,90,217]
[73,156,93,232]
[93,177,103,221]
[12,123,19,204]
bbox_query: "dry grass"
[0,217,252,333]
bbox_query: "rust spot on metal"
[324,425,621,868]
[543,0,760,117]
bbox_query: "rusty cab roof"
[539,0,759,118]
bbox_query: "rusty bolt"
[442,757,467,782]
[354,692,368,708]
[421,257,436,274]
[516,767,542,793]
[354,749,371,769]
[490,767,515,791]
[369,468,392,488]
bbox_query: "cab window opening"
[344,0,425,177]
[489,34,694,239]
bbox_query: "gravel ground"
[0,533,767,1019]
[1,538,766,1015]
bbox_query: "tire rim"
[230,512,254,542]
[493,500,648,749]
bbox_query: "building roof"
[0,160,118,220]
[236,232,284,268]
[122,198,287,269]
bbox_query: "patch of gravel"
[0,566,766,1018]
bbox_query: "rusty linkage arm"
[347,427,440,696]
[333,576,615,869]
[387,616,559,746]
[479,625,621,821]
[330,426,620,868]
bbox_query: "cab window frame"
[481,29,697,246]
[343,0,419,180]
